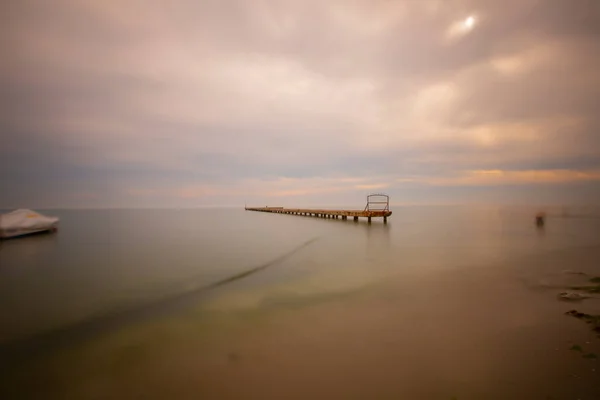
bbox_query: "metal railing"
[364,193,389,212]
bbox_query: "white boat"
[0,209,59,239]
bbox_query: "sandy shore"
[2,245,600,399]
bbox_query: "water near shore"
[1,206,600,399]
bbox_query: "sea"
[1,205,600,399]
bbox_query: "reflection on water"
[363,220,391,257]
[0,231,58,263]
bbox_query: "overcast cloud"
[1,0,599,207]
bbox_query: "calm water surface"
[0,205,596,341]
[1,206,600,398]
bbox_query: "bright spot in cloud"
[464,16,475,29]
[446,14,478,41]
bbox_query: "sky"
[1,0,600,208]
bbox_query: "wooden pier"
[245,194,392,223]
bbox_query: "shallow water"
[1,206,600,398]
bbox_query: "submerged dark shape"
[535,212,546,228]
[558,291,588,301]
[569,282,600,293]
[0,237,319,369]
[562,277,600,294]
[565,310,600,335]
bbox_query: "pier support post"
[384,216,387,224]
[353,216,358,222]
[368,217,372,224]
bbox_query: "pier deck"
[245,194,392,223]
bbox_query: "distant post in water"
[535,212,545,228]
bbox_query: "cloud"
[425,169,600,186]
[1,0,599,207]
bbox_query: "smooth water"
[2,206,600,399]
[1,205,599,344]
